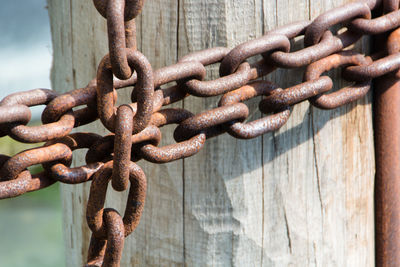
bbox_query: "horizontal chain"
[1,0,400,266]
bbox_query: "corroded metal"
[93,0,144,80]
[305,51,372,109]
[174,103,249,142]
[179,47,255,97]
[350,9,400,34]
[112,105,134,191]
[42,83,98,126]
[93,0,145,21]
[374,24,400,267]
[219,34,290,76]
[269,31,361,68]
[43,133,103,184]
[219,81,291,139]
[259,77,333,113]
[138,108,206,163]
[304,1,371,46]
[85,125,161,164]
[0,170,55,200]
[86,161,146,239]
[0,89,75,143]
[0,144,72,181]
[2,1,400,265]
[96,49,154,133]
[86,208,125,267]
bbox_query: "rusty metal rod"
[374,27,400,266]
[374,72,400,267]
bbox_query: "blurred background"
[0,0,65,266]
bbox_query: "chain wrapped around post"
[1,0,400,265]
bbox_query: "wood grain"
[179,1,265,266]
[48,0,374,266]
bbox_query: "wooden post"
[48,0,375,266]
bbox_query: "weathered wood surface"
[48,0,375,266]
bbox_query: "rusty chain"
[1,0,400,265]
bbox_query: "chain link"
[1,0,400,265]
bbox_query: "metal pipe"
[374,28,400,267]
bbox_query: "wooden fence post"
[48,0,375,266]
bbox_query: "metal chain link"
[1,0,400,265]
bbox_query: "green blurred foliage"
[0,136,65,267]
[0,136,43,157]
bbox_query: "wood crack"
[311,109,324,217]
[283,205,292,254]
